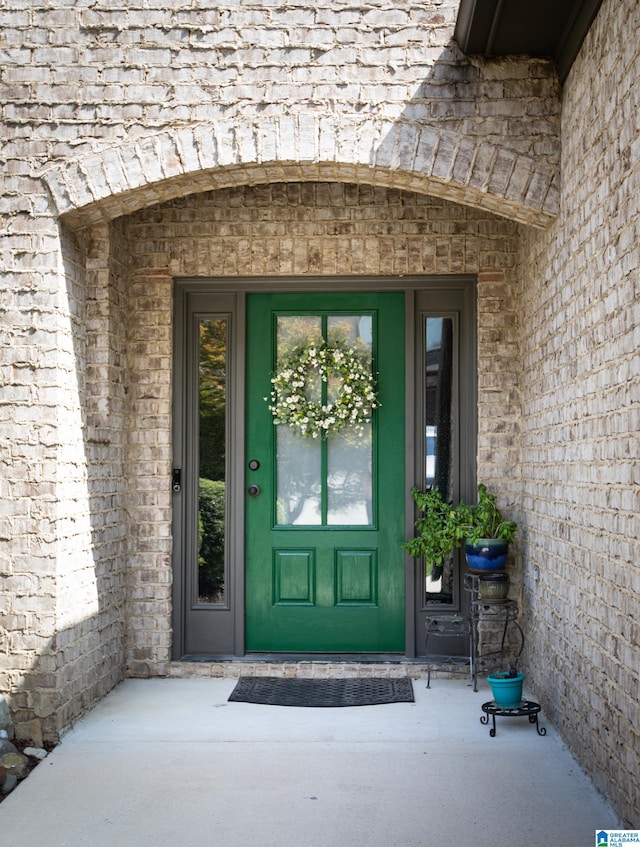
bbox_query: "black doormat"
[228,676,414,707]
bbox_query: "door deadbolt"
[248,459,260,471]
[247,484,261,497]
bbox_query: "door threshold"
[168,654,467,681]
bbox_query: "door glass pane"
[275,316,323,526]
[275,313,374,527]
[326,315,373,525]
[198,318,227,603]
[424,316,455,603]
[276,424,322,525]
[327,427,372,525]
[277,315,323,357]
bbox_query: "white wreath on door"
[267,342,379,438]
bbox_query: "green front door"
[245,293,405,652]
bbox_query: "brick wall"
[518,0,639,827]
[3,0,559,165]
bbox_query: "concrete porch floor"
[0,676,620,846]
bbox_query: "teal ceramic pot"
[465,538,508,573]
[487,672,525,708]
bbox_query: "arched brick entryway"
[44,116,558,231]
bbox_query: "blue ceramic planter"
[487,672,525,708]
[465,538,508,573]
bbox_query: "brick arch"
[43,115,558,230]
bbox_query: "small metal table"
[480,700,547,737]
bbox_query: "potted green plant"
[405,484,518,591]
[456,484,518,576]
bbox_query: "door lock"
[247,484,261,497]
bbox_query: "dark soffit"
[454,0,605,83]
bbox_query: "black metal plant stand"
[480,700,547,737]
[425,574,526,690]
[465,573,525,691]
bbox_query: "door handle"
[247,484,261,497]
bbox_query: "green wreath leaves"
[268,342,380,438]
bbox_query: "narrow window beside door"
[197,318,228,604]
[424,316,456,605]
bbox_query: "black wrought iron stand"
[480,700,547,737]
[465,573,524,691]
[425,575,526,691]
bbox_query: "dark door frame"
[171,275,477,660]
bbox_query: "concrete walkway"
[0,676,619,846]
